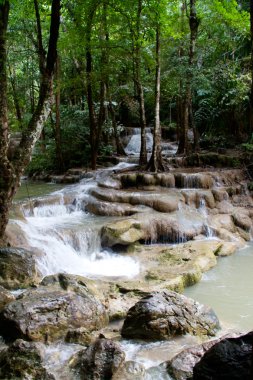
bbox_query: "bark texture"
[0,0,61,240]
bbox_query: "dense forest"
[0,0,252,239]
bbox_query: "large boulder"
[166,334,237,380]
[121,291,220,340]
[73,337,125,380]
[0,339,55,379]
[101,219,145,246]
[193,331,253,380]
[0,273,108,342]
[0,247,40,289]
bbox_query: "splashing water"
[16,164,140,280]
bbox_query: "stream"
[13,179,253,378]
[10,148,253,378]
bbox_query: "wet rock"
[214,242,237,257]
[5,222,29,249]
[101,219,145,246]
[209,214,236,234]
[232,210,252,232]
[0,247,40,289]
[193,332,253,380]
[0,286,15,311]
[65,327,93,345]
[98,178,122,189]
[166,334,237,380]
[0,273,108,342]
[101,212,204,247]
[0,339,55,379]
[91,187,184,213]
[84,197,141,217]
[119,172,175,188]
[121,290,220,340]
[112,361,146,380]
[212,189,229,202]
[196,190,216,209]
[73,337,125,380]
[216,200,234,214]
[174,173,213,189]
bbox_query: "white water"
[125,127,153,155]
[16,164,140,280]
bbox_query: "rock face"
[73,337,125,380]
[121,291,220,340]
[0,273,108,342]
[0,247,39,289]
[0,339,55,379]
[193,332,253,380]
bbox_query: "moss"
[145,271,161,281]
[214,244,223,256]
[182,270,202,287]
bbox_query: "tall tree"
[147,12,164,172]
[250,0,253,131]
[0,0,61,240]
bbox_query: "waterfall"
[198,198,214,238]
[16,164,140,279]
[125,127,153,155]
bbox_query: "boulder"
[166,334,237,380]
[0,339,55,379]
[101,219,145,246]
[121,291,220,340]
[0,247,40,289]
[0,273,108,342]
[65,327,93,346]
[193,332,253,380]
[73,337,125,380]
[0,286,15,311]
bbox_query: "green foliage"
[241,143,253,152]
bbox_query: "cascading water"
[125,127,153,155]
[198,197,214,238]
[16,163,140,279]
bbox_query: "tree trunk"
[108,99,126,156]
[54,55,64,172]
[0,0,61,240]
[135,0,147,165]
[147,21,164,172]
[250,0,253,132]
[190,98,200,152]
[177,0,199,155]
[0,1,14,240]
[86,2,107,170]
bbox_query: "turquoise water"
[14,181,63,202]
[184,243,253,332]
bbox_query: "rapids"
[15,163,140,280]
